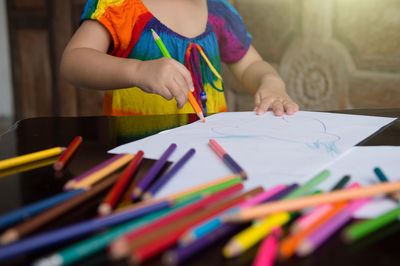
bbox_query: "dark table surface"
[0,109,399,266]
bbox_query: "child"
[61,0,299,119]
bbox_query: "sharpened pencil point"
[0,229,18,245]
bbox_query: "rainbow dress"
[81,0,251,119]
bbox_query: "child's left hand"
[253,76,299,116]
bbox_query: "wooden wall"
[7,0,103,121]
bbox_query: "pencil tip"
[98,204,112,216]
[0,230,18,245]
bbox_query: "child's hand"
[253,76,299,116]
[134,57,194,109]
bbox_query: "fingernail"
[190,86,195,92]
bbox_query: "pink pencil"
[297,196,370,256]
[253,227,281,266]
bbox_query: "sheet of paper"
[109,111,395,199]
[316,146,400,219]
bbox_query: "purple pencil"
[142,149,195,200]
[297,197,370,256]
[132,143,177,200]
[63,154,125,190]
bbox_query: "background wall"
[0,0,13,122]
[4,0,400,122]
[225,0,400,111]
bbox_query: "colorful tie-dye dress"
[81,0,251,120]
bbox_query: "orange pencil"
[187,91,205,123]
[53,136,83,171]
[98,151,144,216]
[151,28,205,123]
[279,201,348,259]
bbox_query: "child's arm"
[227,45,299,116]
[61,20,194,109]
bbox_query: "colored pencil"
[221,184,298,258]
[63,153,126,190]
[165,185,298,265]
[253,227,281,266]
[142,148,195,200]
[109,183,244,259]
[279,201,348,259]
[284,169,330,199]
[224,212,291,258]
[0,189,84,232]
[0,198,173,262]
[343,204,400,243]
[297,197,370,256]
[221,172,327,258]
[374,167,399,201]
[33,197,200,266]
[0,172,120,245]
[0,157,58,179]
[330,175,351,191]
[151,28,205,123]
[209,139,247,179]
[0,147,65,171]
[128,187,262,264]
[164,174,239,200]
[171,176,242,203]
[53,136,83,171]
[179,184,284,246]
[69,153,134,190]
[224,180,400,222]
[98,151,144,216]
[132,144,177,200]
[290,175,351,233]
[164,224,241,265]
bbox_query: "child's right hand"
[132,57,195,109]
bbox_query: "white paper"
[317,146,400,219]
[109,111,395,200]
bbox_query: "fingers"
[169,59,195,92]
[254,94,299,116]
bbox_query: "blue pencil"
[0,189,84,231]
[131,143,177,200]
[0,199,173,262]
[142,148,196,200]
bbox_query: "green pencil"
[284,170,330,199]
[151,28,171,58]
[33,197,200,266]
[343,205,400,243]
[176,176,242,204]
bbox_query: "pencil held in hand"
[151,28,205,123]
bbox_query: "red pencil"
[128,186,263,264]
[109,183,244,259]
[53,136,83,171]
[98,151,144,216]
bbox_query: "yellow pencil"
[0,147,65,171]
[223,212,290,258]
[70,154,134,190]
[224,180,400,222]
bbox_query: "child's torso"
[141,0,208,38]
[105,0,228,117]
